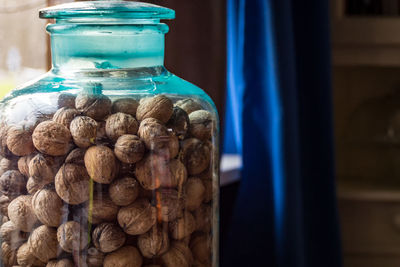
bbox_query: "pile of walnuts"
[0,93,216,267]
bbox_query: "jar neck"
[48,22,168,71]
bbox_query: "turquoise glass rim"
[39,1,175,20]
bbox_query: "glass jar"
[0,1,219,267]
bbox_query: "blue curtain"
[222,0,342,266]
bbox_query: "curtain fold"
[222,0,342,266]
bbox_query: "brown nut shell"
[65,148,86,165]
[75,93,112,120]
[17,154,35,177]
[0,170,27,197]
[57,221,89,253]
[8,195,38,232]
[55,164,90,205]
[70,116,97,148]
[136,95,173,123]
[190,233,211,264]
[135,154,167,190]
[87,246,105,267]
[138,118,170,151]
[105,112,139,141]
[184,178,205,211]
[58,93,76,109]
[26,177,47,195]
[179,138,210,175]
[92,223,126,253]
[167,107,190,138]
[16,242,45,267]
[104,246,143,267]
[90,193,119,224]
[138,224,169,258]
[28,225,58,262]
[0,221,27,249]
[188,110,214,140]
[0,157,18,176]
[112,98,139,116]
[163,159,187,189]
[29,154,60,185]
[156,188,184,222]
[114,134,145,164]
[0,195,10,216]
[118,198,157,235]
[6,126,35,156]
[84,145,117,184]
[53,107,80,129]
[32,187,65,227]
[1,242,17,266]
[161,241,193,267]
[109,176,139,206]
[47,258,75,267]
[32,121,72,156]
[175,98,202,115]
[193,204,212,233]
[169,211,196,240]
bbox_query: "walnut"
[138,224,169,258]
[16,242,45,267]
[32,121,72,156]
[32,187,65,227]
[175,98,202,115]
[0,195,10,216]
[65,148,86,165]
[167,107,190,138]
[104,246,143,267]
[117,198,157,235]
[90,193,119,224]
[0,221,27,249]
[87,246,105,267]
[164,159,187,189]
[202,179,213,203]
[105,112,138,141]
[114,135,145,164]
[6,126,35,156]
[167,132,179,159]
[28,225,58,262]
[17,154,35,177]
[112,98,139,116]
[26,177,47,195]
[75,93,112,120]
[190,233,211,264]
[138,118,169,151]
[8,195,38,232]
[169,211,196,240]
[70,116,97,148]
[0,157,18,176]
[92,223,126,253]
[96,120,107,142]
[109,176,139,206]
[184,178,205,211]
[1,242,17,266]
[0,170,27,197]
[84,145,117,184]
[29,154,60,185]
[135,154,167,190]
[156,189,184,222]
[55,164,90,205]
[47,258,75,267]
[136,95,173,123]
[53,107,80,129]
[161,241,193,267]
[58,93,76,109]
[179,138,210,175]
[193,205,212,233]
[57,221,89,253]
[0,125,13,158]
[188,110,214,140]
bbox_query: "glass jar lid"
[39,1,175,20]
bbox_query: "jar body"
[0,65,219,266]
